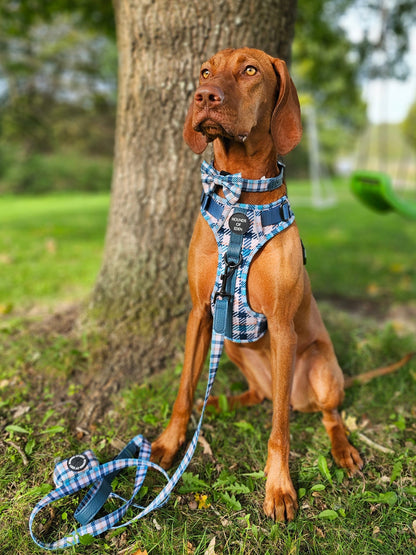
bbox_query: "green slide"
[350,170,416,220]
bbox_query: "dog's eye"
[201,69,210,79]
[244,66,257,76]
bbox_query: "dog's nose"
[194,85,224,108]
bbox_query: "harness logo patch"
[229,212,250,235]
[67,454,89,472]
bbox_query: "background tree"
[0,7,117,193]
[0,15,116,153]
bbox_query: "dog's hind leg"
[204,334,272,410]
[293,334,364,475]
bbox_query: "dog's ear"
[270,58,302,156]
[183,99,208,154]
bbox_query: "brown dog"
[151,47,363,521]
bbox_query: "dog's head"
[183,47,302,156]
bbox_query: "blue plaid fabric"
[29,332,225,551]
[201,163,295,343]
[201,160,284,204]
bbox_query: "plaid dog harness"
[201,160,295,342]
[29,161,296,550]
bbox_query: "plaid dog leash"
[29,330,225,550]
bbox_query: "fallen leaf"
[367,283,381,296]
[412,520,416,536]
[0,253,12,264]
[45,238,57,254]
[0,303,13,315]
[111,437,126,450]
[12,405,31,419]
[198,435,213,457]
[344,414,359,432]
[204,537,216,555]
[189,499,198,510]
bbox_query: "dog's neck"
[212,133,279,179]
[211,135,286,203]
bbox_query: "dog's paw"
[263,485,298,522]
[150,442,173,470]
[332,443,363,476]
[151,430,185,470]
[263,473,298,521]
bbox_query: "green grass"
[1,182,416,554]
[291,179,416,302]
[0,193,109,311]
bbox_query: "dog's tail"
[344,352,415,388]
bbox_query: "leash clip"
[214,253,243,302]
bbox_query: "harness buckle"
[201,192,210,212]
[280,200,290,221]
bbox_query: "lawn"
[0,194,109,311]
[1,181,415,554]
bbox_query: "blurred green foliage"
[0,147,113,194]
[0,8,116,193]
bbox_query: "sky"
[364,30,416,124]
[341,11,416,124]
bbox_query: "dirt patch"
[27,302,81,335]
[386,302,416,335]
[318,294,416,338]
[316,293,390,320]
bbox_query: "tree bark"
[82,0,298,422]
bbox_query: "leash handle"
[29,332,224,551]
[29,437,163,550]
[74,434,141,525]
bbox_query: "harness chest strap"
[213,218,245,337]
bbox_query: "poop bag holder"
[29,435,170,550]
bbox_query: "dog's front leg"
[263,320,298,521]
[151,305,212,469]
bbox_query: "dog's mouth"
[195,117,248,143]
[195,117,228,139]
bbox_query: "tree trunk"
[82,0,298,422]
